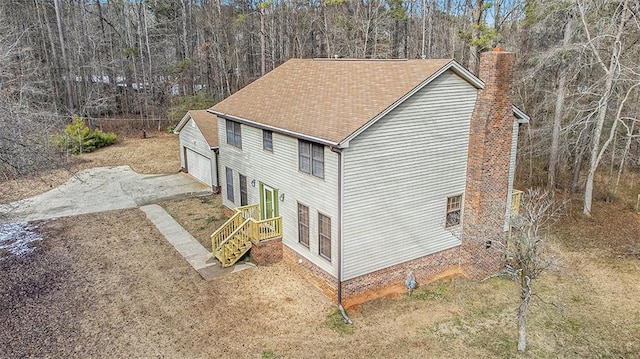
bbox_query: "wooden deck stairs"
[211,204,282,267]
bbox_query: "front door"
[260,183,278,220]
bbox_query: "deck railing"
[211,211,244,251]
[511,189,523,214]
[236,203,259,221]
[211,203,282,267]
[217,220,253,266]
[250,217,283,241]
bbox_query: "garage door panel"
[186,148,212,186]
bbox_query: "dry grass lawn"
[2,205,639,358]
[2,133,640,357]
[160,196,227,252]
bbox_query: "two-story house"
[208,49,529,307]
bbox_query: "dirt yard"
[2,134,640,357]
[161,196,228,252]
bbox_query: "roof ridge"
[311,58,409,62]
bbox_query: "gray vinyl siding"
[218,119,340,277]
[178,117,218,188]
[504,120,519,231]
[341,70,477,281]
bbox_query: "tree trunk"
[54,0,74,113]
[421,0,426,57]
[493,0,500,31]
[614,121,635,197]
[427,0,436,57]
[517,276,532,352]
[572,139,586,193]
[142,3,154,118]
[260,5,266,76]
[548,17,572,190]
[467,0,483,74]
[582,1,630,216]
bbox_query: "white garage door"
[186,148,212,186]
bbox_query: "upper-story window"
[299,140,324,178]
[226,120,242,148]
[263,130,273,151]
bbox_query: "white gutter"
[208,110,340,148]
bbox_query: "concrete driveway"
[1,166,212,223]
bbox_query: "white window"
[445,195,462,228]
[226,120,241,148]
[298,203,309,247]
[263,130,273,151]
[318,213,331,261]
[239,174,248,206]
[226,167,234,202]
[299,140,324,178]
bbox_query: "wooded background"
[0,0,639,216]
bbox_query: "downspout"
[331,146,353,325]
[213,147,221,194]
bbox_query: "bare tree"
[579,0,633,216]
[548,10,573,189]
[0,18,66,182]
[53,0,74,112]
[500,188,566,352]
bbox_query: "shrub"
[53,116,118,154]
[94,131,118,148]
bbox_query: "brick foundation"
[341,246,464,308]
[281,244,466,307]
[250,237,283,266]
[223,206,235,219]
[283,245,338,301]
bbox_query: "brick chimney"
[461,49,515,278]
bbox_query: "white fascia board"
[448,60,484,89]
[207,109,340,148]
[339,60,483,147]
[173,112,192,134]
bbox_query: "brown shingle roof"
[188,110,218,147]
[210,58,454,144]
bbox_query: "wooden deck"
[211,204,282,267]
[511,189,523,214]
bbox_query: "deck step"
[214,235,253,267]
